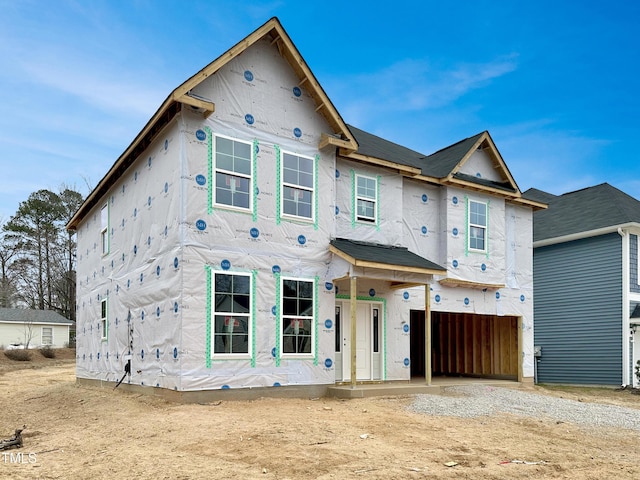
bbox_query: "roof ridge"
[560,182,610,196]
[423,131,486,159]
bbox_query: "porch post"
[350,275,357,388]
[425,284,432,386]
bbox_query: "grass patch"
[3,349,32,362]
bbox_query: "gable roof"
[347,125,426,171]
[67,17,544,231]
[420,132,485,178]
[329,238,446,275]
[0,308,73,325]
[346,127,544,208]
[523,187,557,204]
[67,17,357,230]
[531,183,640,244]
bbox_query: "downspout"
[619,228,630,386]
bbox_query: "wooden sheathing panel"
[432,312,518,379]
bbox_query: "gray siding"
[534,233,623,385]
[631,235,640,293]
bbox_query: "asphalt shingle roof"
[347,124,426,170]
[522,188,557,204]
[347,124,489,181]
[330,238,446,272]
[528,183,640,242]
[0,308,73,325]
[421,132,485,178]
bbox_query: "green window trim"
[276,275,318,364]
[205,265,257,367]
[207,129,257,219]
[350,170,381,231]
[274,272,281,367]
[275,146,319,230]
[100,297,108,342]
[206,127,213,214]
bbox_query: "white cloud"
[17,56,168,118]
[327,54,518,123]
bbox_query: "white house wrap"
[69,18,543,396]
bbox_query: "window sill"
[211,355,253,361]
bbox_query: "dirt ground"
[1,349,639,479]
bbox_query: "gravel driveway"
[409,385,640,431]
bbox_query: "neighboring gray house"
[527,183,640,386]
[0,308,74,348]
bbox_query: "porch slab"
[327,377,520,398]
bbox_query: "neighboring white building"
[0,308,74,348]
[67,18,543,398]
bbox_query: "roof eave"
[533,222,640,248]
[409,174,547,208]
[511,197,548,210]
[67,17,357,230]
[329,244,446,276]
[339,151,422,176]
[67,95,178,230]
[438,277,505,290]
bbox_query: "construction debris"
[0,426,25,450]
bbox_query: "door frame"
[335,298,385,382]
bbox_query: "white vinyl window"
[41,327,53,346]
[356,174,377,222]
[214,135,253,211]
[281,152,314,220]
[280,277,315,357]
[212,272,251,358]
[100,204,109,255]
[100,298,108,341]
[468,199,487,252]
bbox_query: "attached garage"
[411,310,520,381]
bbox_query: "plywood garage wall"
[431,313,518,378]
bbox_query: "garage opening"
[411,310,519,380]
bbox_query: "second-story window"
[356,174,377,223]
[468,199,487,252]
[281,152,314,220]
[100,204,109,256]
[214,135,253,211]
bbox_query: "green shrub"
[40,346,56,358]
[4,349,32,361]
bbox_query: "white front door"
[336,301,382,382]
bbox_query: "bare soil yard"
[1,349,639,479]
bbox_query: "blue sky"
[1,0,638,221]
